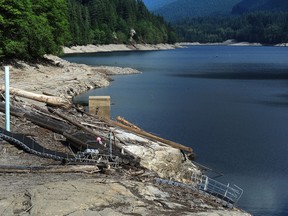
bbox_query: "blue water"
[63,46,288,216]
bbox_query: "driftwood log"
[0,165,100,173]
[116,116,141,130]
[47,108,141,161]
[108,118,193,153]
[47,107,106,141]
[0,86,70,108]
[72,109,193,153]
[0,102,71,134]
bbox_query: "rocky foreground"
[0,53,251,216]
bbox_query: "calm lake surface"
[63,46,288,216]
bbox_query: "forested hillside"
[0,0,69,59]
[0,0,176,59]
[67,0,176,46]
[174,12,288,44]
[154,0,241,22]
[232,0,288,14]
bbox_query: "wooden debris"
[0,86,70,108]
[78,109,193,153]
[106,118,193,153]
[116,116,141,131]
[48,107,106,141]
[81,122,110,131]
[0,165,100,173]
[42,91,56,96]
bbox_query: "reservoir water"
[63,46,288,216]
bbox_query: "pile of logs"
[0,87,194,171]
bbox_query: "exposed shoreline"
[178,40,288,47]
[63,42,288,56]
[178,40,262,46]
[1,43,181,101]
[63,43,182,54]
[0,45,251,216]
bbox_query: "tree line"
[0,0,177,60]
[67,0,177,46]
[0,0,69,59]
[174,11,288,44]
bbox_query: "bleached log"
[107,118,193,153]
[80,122,110,131]
[0,165,100,173]
[0,86,70,108]
[48,107,105,141]
[116,116,141,131]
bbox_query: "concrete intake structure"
[89,96,111,119]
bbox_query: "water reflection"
[171,63,288,80]
[234,175,288,216]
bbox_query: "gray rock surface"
[0,174,251,216]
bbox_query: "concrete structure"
[89,96,110,119]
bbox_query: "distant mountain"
[142,0,177,11]
[232,0,288,14]
[154,0,242,22]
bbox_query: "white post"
[204,176,209,191]
[109,132,112,158]
[5,66,10,132]
[224,183,230,197]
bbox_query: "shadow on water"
[170,62,288,80]
[171,70,288,80]
[257,93,288,107]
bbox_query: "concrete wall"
[89,96,110,119]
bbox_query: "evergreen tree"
[174,12,288,44]
[0,0,177,59]
[66,0,176,45]
[0,0,69,59]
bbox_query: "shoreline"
[178,40,288,47]
[64,41,280,56]
[0,48,251,216]
[63,43,182,54]
[0,54,141,102]
[1,43,181,102]
[178,40,262,46]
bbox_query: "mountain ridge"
[145,0,288,23]
[232,0,288,14]
[152,0,242,22]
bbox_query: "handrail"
[156,174,244,208]
[198,175,243,205]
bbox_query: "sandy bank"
[63,43,181,54]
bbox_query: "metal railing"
[156,173,243,208]
[197,175,243,206]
